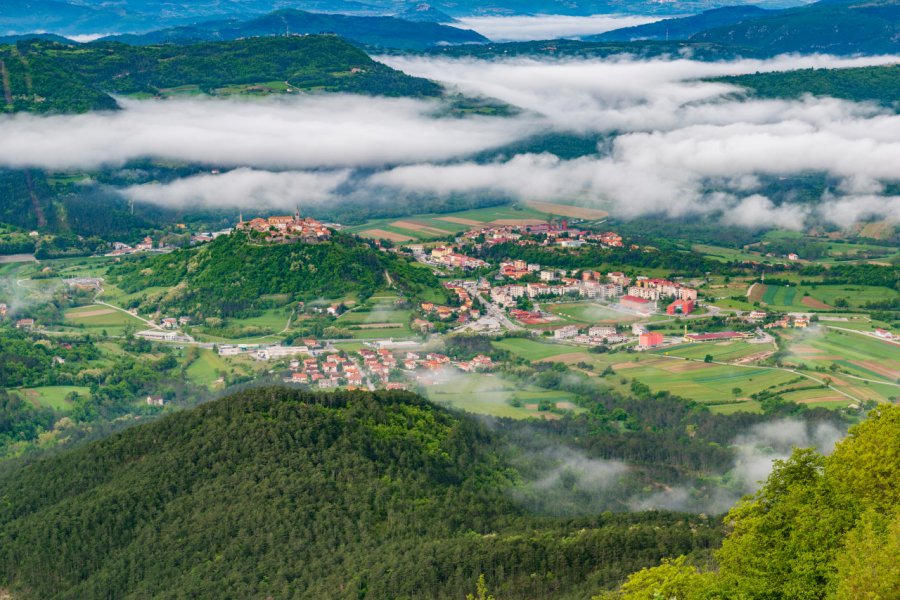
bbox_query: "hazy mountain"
[589,5,773,41]
[102,9,488,49]
[692,0,900,54]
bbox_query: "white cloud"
[0,95,539,171]
[4,52,900,229]
[121,168,350,209]
[454,14,663,42]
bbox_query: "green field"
[532,349,812,408]
[184,349,230,387]
[655,341,768,363]
[756,283,897,311]
[493,338,581,361]
[336,307,413,339]
[424,373,581,420]
[782,328,900,385]
[15,386,90,410]
[545,302,642,325]
[349,203,550,241]
[63,304,147,335]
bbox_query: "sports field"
[654,341,770,363]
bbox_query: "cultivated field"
[351,204,551,241]
[493,338,582,361]
[751,283,898,311]
[63,304,146,335]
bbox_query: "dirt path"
[24,171,47,228]
[0,59,12,105]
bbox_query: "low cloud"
[121,168,350,209]
[3,52,900,229]
[0,95,538,171]
[629,418,846,514]
[455,14,663,42]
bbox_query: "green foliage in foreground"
[606,404,900,599]
[0,388,721,599]
[1,35,441,114]
[716,65,900,108]
[107,231,447,317]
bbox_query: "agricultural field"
[781,328,900,387]
[493,337,582,361]
[423,373,582,420]
[530,348,828,410]
[350,202,584,241]
[544,302,643,325]
[654,340,772,363]
[336,305,413,339]
[63,304,146,336]
[183,349,230,388]
[14,386,90,410]
[751,283,898,311]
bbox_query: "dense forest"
[606,404,900,599]
[716,64,900,108]
[106,231,447,317]
[1,35,442,114]
[0,387,723,599]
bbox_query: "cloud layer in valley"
[454,14,662,42]
[3,52,900,228]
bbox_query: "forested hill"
[0,36,441,114]
[104,9,488,50]
[0,387,721,599]
[606,404,900,599]
[714,64,900,109]
[106,231,447,317]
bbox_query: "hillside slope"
[0,387,721,599]
[104,9,488,50]
[0,36,441,114]
[106,231,448,316]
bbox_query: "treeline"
[0,388,722,599]
[716,64,900,107]
[479,242,736,277]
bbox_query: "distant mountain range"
[590,5,774,41]
[590,0,899,55]
[1,0,816,38]
[102,9,488,50]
